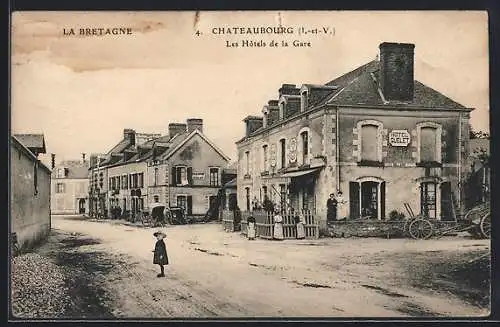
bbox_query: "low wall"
[327,219,458,238]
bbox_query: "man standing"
[327,193,338,224]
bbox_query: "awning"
[281,167,322,178]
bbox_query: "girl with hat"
[152,231,169,277]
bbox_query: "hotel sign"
[192,172,205,179]
[389,130,411,147]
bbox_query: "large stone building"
[89,118,231,219]
[51,156,90,215]
[11,134,51,250]
[236,42,472,228]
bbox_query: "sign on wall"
[192,172,205,179]
[388,130,411,147]
[288,137,297,163]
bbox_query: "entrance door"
[78,199,86,214]
[209,195,217,215]
[440,182,453,221]
[361,181,378,218]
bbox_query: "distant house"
[464,138,490,208]
[89,118,231,220]
[51,158,90,215]
[11,134,51,251]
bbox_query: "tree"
[469,124,490,139]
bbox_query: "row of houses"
[234,42,486,230]
[86,118,235,219]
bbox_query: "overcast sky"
[11,11,489,168]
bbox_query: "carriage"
[401,201,490,240]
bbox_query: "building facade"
[89,118,231,219]
[11,134,51,250]
[51,158,89,215]
[236,42,472,228]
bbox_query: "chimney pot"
[186,118,203,133]
[243,116,264,137]
[378,42,415,101]
[168,123,187,138]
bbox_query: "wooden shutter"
[171,167,177,186]
[349,182,360,219]
[187,167,193,185]
[187,195,193,215]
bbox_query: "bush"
[388,210,405,221]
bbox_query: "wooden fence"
[222,209,241,232]
[240,209,319,239]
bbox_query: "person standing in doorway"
[152,231,169,277]
[327,193,338,223]
[273,209,284,240]
[337,191,348,220]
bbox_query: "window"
[355,120,384,164]
[262,186,268,200]
[117,176,121,190]
[262,144,269,172]
[420,127,438,162]
[279,138,286,169]
[421,182,437,219]
[123,198,127,210]
[56,168,65,178]
[280,184,287,209]
[56,182,65,193]
[154,168,159,186]
[154,195,160,203]
[361,125,379,162]
[209,167,220,186]
[138,173,144,188]
[177,195,187,209]
[301,131,309,165]
[175,166,188,185]
[279,101,285,119]
[122,175,128,189]
[301,90,308,112]
[416,122,442,164]
[245,151,250,176]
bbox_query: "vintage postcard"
[10,11,490,319]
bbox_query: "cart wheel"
[479,212,491,239]
[409,219,434,240]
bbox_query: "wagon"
[402,202,490,240]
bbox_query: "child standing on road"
[152,231,169,278]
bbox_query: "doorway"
[361,181,378,218]
[78,198,86,214]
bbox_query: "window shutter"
[171,167,177,186]
[187,195,193,215]
[187,167,193,185]
[349,182,360,219]
[380,182,386,220]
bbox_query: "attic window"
[56,168,65,178]
[278,101,285,120]
[301,90,308,112]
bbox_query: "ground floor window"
[177,195,193,215]
[421,182,437,219]
[349,180,386,219]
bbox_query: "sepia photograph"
[9,10,491,319]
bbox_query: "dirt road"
[30,215,490,318]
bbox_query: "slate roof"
[319,60,468,110]
[13,134,46,154]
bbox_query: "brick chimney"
[51,153,56,169]
[243,116,264,137]
[123,129,136,145]
[168,123,187,138]
[379,42,415,101]
[186,118,203,133]
[278,84,300,97]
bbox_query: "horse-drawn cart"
[401,202,490,240]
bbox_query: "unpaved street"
[16,215,490,318]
